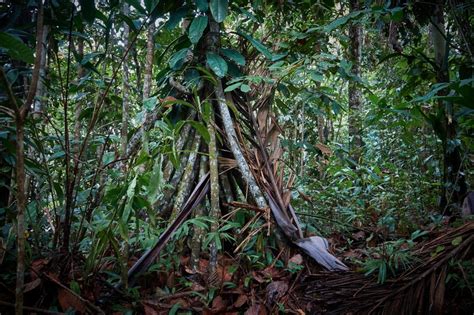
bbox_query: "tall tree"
[348,0,363,163]
[431,0,467,213]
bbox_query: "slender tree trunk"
[14,119,26,315]
[33,25,49,119]
[2,2,45,313]
[141,23,155,153]
[74,39,84,157]
[121,3,130,158]
[348,0,363,163]
[120,3,131,288]
[432,0,467,214]
[143,23,154,100]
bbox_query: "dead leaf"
[58,287,86,313]
[245,304,267,315]
[289,254,303,266]
[351,231,365,241]
[212,296,227,312]
[24,278,41,293]
[251,271,265,283]
[234,295,248,308]
[143,304,159,315]
[294,236,348,271]
[315,143,332,156]
[265,281,288,306]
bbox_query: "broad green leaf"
[0,32,34,64]
[169,48,189,70]
[220,48,246,66]
[210,0,228,23]
[195,0,208,11]
[127,176,137,199]
[324,10,365,32]
[143,96,158,111]
[147,156,163,204]
[240,84,251,93]
[165,6,189,30]
[239,32,272,59]
[206,52,228,78]
[224,82,242,92]
[188,15,208,44]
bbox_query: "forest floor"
[3,219,472,314]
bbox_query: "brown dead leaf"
[30,258,49,280]
[212,296,227,312]
[24,278,41,293]
[245,304,267,315]
[234,295,248,308]
[251,271,265,283]
[260,266,283,280]
[289,254,303,266]
[143,303,159,315]
[351,231,365,241]
[315,143,332,156]
[58,287,86,313]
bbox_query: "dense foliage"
[0,0,472,313]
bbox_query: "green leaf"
[224,82,242,92]
[206,52,228,78]
[210,0,228,23]
[79,0,96,24]
[451,236,462,246]
[240,84,251,93]
[165,7,189,30]
[169,303,181,315]
[127,176,137,199]
[195,0,208,11]
[238,32,272,59]
[0,32,34,64]
[188,15,208,44]
[143,96,158,111]
[324,10,365,32]
[186,120,210,144]
[220,48,246,66]
[147,156,163,204]
[169,48,189,70]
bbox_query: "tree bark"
[121,3,131,158]
[348,0,363,164]
[431,0,467,213]
[33,24,49,119]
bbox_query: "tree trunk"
[348,0,363,164]
[33,24,49,120]
[431,0,467,214]
[121,3,131,158]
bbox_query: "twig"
[42,273,105,315]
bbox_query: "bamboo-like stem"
[170,135,202,220]
[12,2,44,313]
[190,154,208,271]
[207,107,220,286]
[154,127,195,214]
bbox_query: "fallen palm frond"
[295,221,474,314]
[123,173,210,286]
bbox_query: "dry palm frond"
[296,222,474,315]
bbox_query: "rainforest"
[0,0,473,314]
